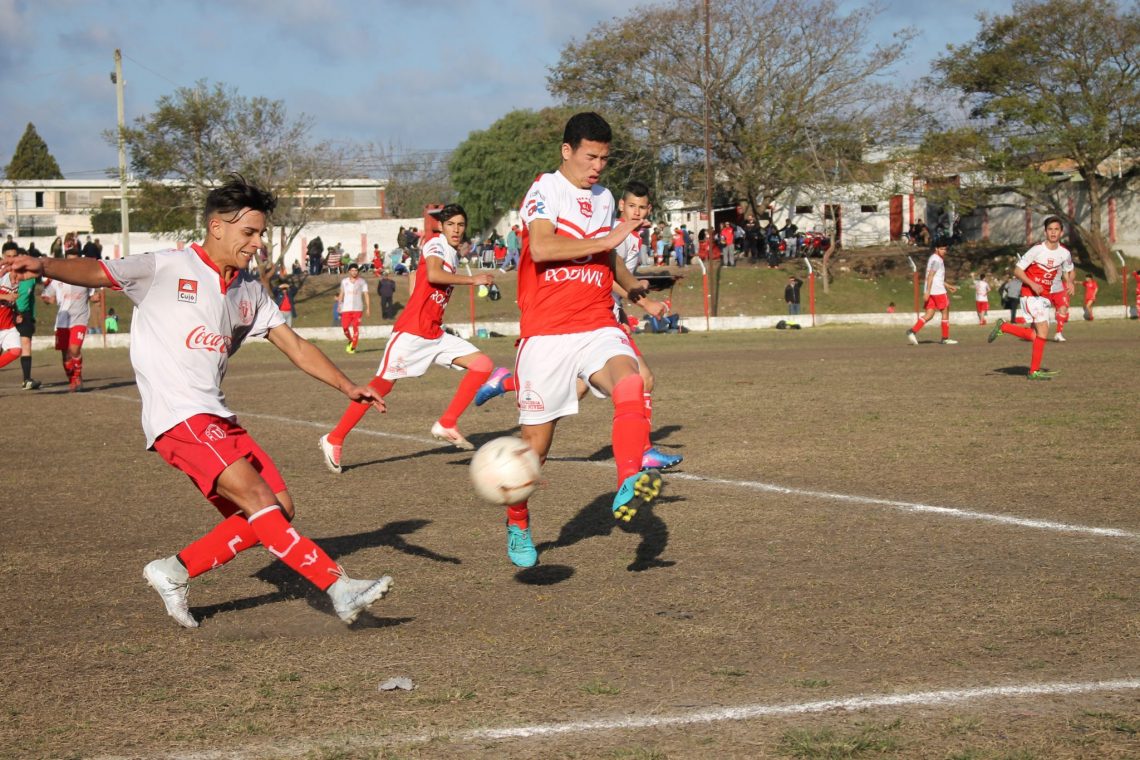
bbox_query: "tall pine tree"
[5,123,64,179]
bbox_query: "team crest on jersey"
[203,423,226,442]
[177,279,198,304]
[577,197,593,218]
[517,383,545,412]
[390,357,408,378]
[238,300,254,324]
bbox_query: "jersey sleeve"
[1014,247,1036,271]
[247,281,286,338]
[521,175,556,227]
[420,237,449,267]
[101,253,158,305]
[1061,249,1075,273]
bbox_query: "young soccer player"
[987,216,1074,380]
[1081,274,1098,320]
[318,204,500,471]
[973,273,990,325]
[1,176,394,628]
[40,248,97,391]
[0,244,24,378]
[906,238,959,345]
[337,263,369,353]
[497,112,665,568]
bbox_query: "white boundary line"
[100,394,1139,542]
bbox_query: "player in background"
[10,243,42,389]
[498,112,664,569]
[40,248,98,391]
[2,175,393,628]
[1047,262,1075,342]
[973,273,991,325]
[319,204,501,471]
[906,238,958,345]
[1133,270,1140,319]
[987,216,1074,380]
[337,263,369,353]
[1081,274,1098,321]
[0,243,24,378]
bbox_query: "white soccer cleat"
[940,338,959,345]
[318,434,342,474]
[328,574,393,624]
[1053,333,1067,342]
[143,558,198,629]
[431,421,474,450]
[905,330,918,346]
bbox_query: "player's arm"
[1,255,113,289]
[424,254,493,288]
[613,255,665,318]
[362,286,370,317]
[1013,266,1043,295]
[528,217,643,263]
[1064,268,1076,296]
[923,268,935,297]
[266,324,386,411]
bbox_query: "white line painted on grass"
[100,394,1139,541]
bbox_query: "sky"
[0,0,1014,179]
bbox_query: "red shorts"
[1048,292,1070,309]
[54,325,87,351]
[341,311,363,331]
[924,293,949,310]
[975,301,989,313]
[153,414,287,517]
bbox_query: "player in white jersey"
[1,176,394,628]
[337,263,370,353]
[988,216,1074,380]
[41,249,97,391]
[973,274,991,325]
[906,238,959,344]
[0,244,22,375]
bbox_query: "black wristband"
[627,287,649,303]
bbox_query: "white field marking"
[99,394,1139,541]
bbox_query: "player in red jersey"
[988,216,1074,380]
[2,176,393,628]
[0,243,24,375]
[906,237,959,344]
[1134,270,1140,318]
[337,263,369,353]
[496,112,664,568]
[1081,275,1098,320]
[319,204,502,471]
[41,248,98,391]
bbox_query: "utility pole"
[112,49,130,257]
[703,0,716,315]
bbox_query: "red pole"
[465,264,476,337]
[913,272,920,316]
[1124,268,1130,319]
[808,272,816,327]
[100,288,107,349]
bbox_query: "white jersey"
[611,228,643,317]
[974,280,990,302]
[100,245,284,448]
[45,280,93,329]
[925,253,947,296]
[339,276,367,312]
[1016,242,1073,296]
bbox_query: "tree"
[548,0,917,219]
[449,106,657,233]
[366,143,456,219]
[932,0,1140,280]
[114,81,354,282]
[5,123,64,179]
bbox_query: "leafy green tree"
[5,123,64,179]
[932,0,1140,279]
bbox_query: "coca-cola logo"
[185,325,232,354]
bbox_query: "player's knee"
[276,491,295,520]
[466,353,493,373]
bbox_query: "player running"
[1081,274,1098,321]
[973,273,990,325]
[0,243,24,378]
[319,203,502,472]
[906,237,958,345]
[337,262,369,353]
[1,176,393,628]
[496,112,665,568]
[987,216,1074,380]
[41,248,98,391]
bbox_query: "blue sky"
[0,0,1012,178]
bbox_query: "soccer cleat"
[905,330,918,346]
[327,574,393,624]
[143,558,198,629]
[940,338,959,345]
[22,379,41,390]
[317,434,342,474]
[613,468,664,522]
[345,343,356,354]
[506,523,538,568]
[1027,369,1059,381]
[987,318,1006,343]
[641,446,683,471]
[475,367,512,406]
[1053,333,1067,342]
[431,421,474,450]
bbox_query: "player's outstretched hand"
[1,254,43,278]
[348,384,387,413]
[641,299,667,319]
[472,272,494,286]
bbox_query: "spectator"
[887,301,896,314]
[27,242,41,258]
[50,236,63,258]
[105,307,119,334]
[275,282,296,327]
[307,237,324,275]
[377,269,397,319]
[1001,273,1021,322]
[503,225,521,270]
[719,221,736,267]
[82,236,101,259]
[785,276,803,315]
[671,228,685,267]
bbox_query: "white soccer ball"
[469,436,541,505]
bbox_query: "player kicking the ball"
[987,216,1073,380]
[319,203,503,471]
[497,112,665,568]
[2,176,393,628]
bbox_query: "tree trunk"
[1083,174,1118,281]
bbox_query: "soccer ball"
[469,436,541,505]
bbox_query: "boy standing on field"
[906,238,959,345]
[337,263,369,353]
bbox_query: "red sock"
[910,317,926,333]
[1056,312,1068,333]
[247,506,340,590]
[941,321,950,340]
[0,348,18,369]
[72,357,82,382]
[502,374,518,392]
[177,514,258,577]
[611,374,649,485]
[643,392,653,424]
[1030,336,1045,372]
[506,502,529,530]
[438,355,492,428]
[1001,323,1035,341]
[328,376,393,446]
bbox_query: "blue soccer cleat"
[641,446,683,471]
[475,367,512,406]
[612,468,664,522]
[506,523,537,567]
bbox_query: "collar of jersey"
[190,243,239,293]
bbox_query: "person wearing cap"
[336,263,369,353]
[906,237,959,345]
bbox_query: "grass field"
[1,322,1137,759]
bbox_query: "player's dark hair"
[204,173,277,222]
[563,112,612,150]
[1,241,17,252]
[623,180,651,201]
[1043,215,1063,229]
[437,203,467,224]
